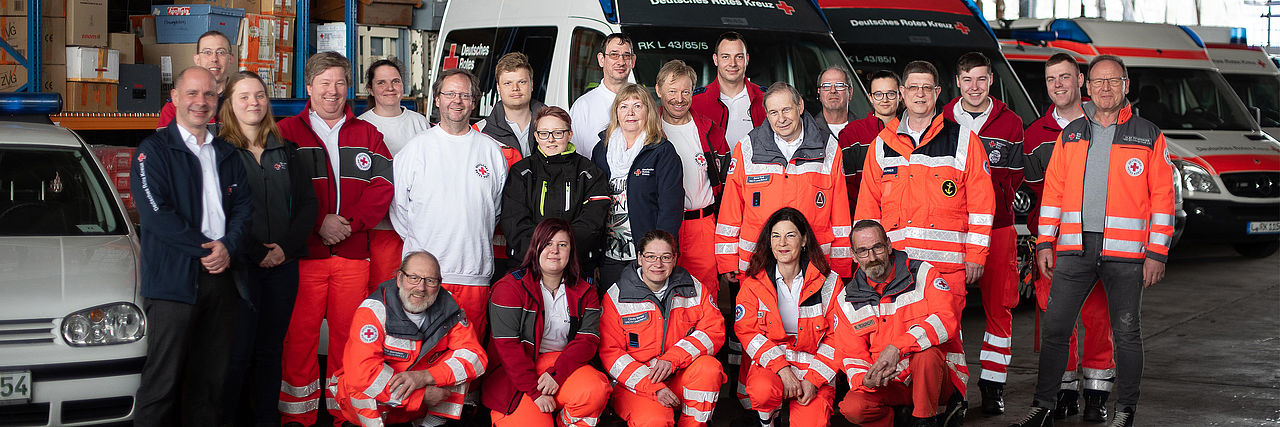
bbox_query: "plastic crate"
[152,4,244,44]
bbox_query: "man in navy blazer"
[131,66,252,427]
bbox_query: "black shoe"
[1009,406,1054,427]
[1054,389,1079,419]
[1083,391,1109,423]
[281,423,306,427]
[942,394,967,427]
[979,380,1005,415]
[1109,407,1134,427]
[910,415,941,427]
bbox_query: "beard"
[399,287,435,314]
[862,259,889,281]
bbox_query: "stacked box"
[0,17,67,65]
[152,4,244,44]
[66,0,106,47]
[65,80,115,111]
[90,145,138,209]
[274,16,293,94]
[238,13,275,85]
[0,0,68,17]
[66,46,119,83]
[0,6,70,95]
[109,33,137,64]
[261,0,295,17]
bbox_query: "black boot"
[1008,406,1054,427]
[942,393,968,427]
[979,380,1005,415]
[1083,390,1109,423]
[1053,389,1079,419]
[910,415,941,427]
[1109,407,1134,427]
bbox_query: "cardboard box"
[152,4,245,44]
[275,17,293,51]
[0,0,68,18]
[0,17,67,65]
[316,0,417,27]
[0,64,63,93]
[316,22,345,55]
[144,42,199,85]
[239,58,274,84]
[109,33,137,64]
[66,46,119,83]
[238,13,275,63]
[275,50,292,86]
[130,15,157,47]
[64,81,116,112]
[66,0,107,47]
[42,64,65,94]
[271,81,290,98]
[184,0,262,11]
[261,0,295,17]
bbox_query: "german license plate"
[1246,221,1280,234]
[0,370,31,404]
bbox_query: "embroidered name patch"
[383,348,409,359]
[746,175,771,184]
[854,319,875,330]
[622,313,649,325]
[883,166,897,175]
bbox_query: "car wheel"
[1233,241,1279,258]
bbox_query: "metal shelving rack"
[0,1,42,93]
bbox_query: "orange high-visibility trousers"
[838,347,956,427]
[611,355,726,427]
[678,215,719,297]
[743,364,836,427]
[367,229,404,293]
[490,351,612,427]
[279,256,370,426]
[444,283,490,342]
[978,226,1019,384]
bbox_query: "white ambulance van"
[1203,43,1280,138]
[1001,18,1279,258]
[431,0,872,120]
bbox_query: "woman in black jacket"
[217,70,318,426]
[501,106,610,275]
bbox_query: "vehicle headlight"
[62,303,145,346]
[1177,161,1220,194]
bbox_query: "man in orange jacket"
[832,220,968,427]
[855,60,996,308]
[1011,55,1174,427]
[334,251,487,427]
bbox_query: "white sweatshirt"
[391,126,507,286]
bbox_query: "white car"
[0,119,145,425]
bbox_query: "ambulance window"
[569,28,606,104]
[438,26,556,121]
[1124,67,1254,131]
[1223,74,1280,127]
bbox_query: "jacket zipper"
[564,182,571,212]
[539,181,547,215]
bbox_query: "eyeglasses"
[640,252,676,264]
[1087,77,1127,87]
[438,91,473,100]
[818,82,850,92]
[903,84,937,93]
[199,49,231,58]
[601,52,636,61]
[535,129,570,140]
[871,91,899,101]
[853,243,890,258]
[400,270,442,286]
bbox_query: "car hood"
[1162,129,1280,174]
[0,235,140,321]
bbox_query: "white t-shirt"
[721,87,755,150]
[358,107,430,156]
[774,268,804,335]
[308,110,346,211]
[774,129,805,161]
[177,125,224,241]
[1052,107,1083,129]
[539,281,571,353]
[661,119,715,210]
[569,81,618,160]
[405,309,426,328]
[639,268,670,301]
[828,122,848,136]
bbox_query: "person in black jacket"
[216,71,319,426]
[501,106,610,275]
[132,66,253,427]
[591,83,684,289]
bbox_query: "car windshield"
[1222,73,1280,128]
[625,26,873,117]
[1126,67,1257,131]
[0,145,126,236]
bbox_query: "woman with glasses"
[501,106,610,276]
[591,83,685,289]
[838,69,903,210]
[600,230,727,426]
[216,70,319,426]
[485,218,613,427]
[734,207,842,427]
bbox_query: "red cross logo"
[362,329,375,340]
[955,22,971,35]
[1125,158,1144,176]
[136,152,146,162]
[442,43,460,70]
[634,169,643,177]
[359,324,379,343]
[776,1,795,15]
[357,156,370,168]
[476,164,490,178]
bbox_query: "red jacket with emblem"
[277,103,393,260]
[734,260,842,388]
[1022,105,1068,232]
[691,78,766,139]
[942,97,1026,229]
[836,113,884,216]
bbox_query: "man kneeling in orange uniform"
[333,251,487,426]
[831,220,968,427]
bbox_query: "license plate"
[1246,221,1280,234]
[0,371,31,404]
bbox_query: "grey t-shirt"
[1082,119,1116,233]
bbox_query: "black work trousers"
[223,260,299,426]
[134,270,239,427]
[1033,232,1145,412]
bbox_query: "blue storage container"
[151,4,245,44]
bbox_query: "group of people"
[127,28,1174,427]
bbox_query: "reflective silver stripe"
[1061,211,1082,223]
[908,325,931,349]
[831,225,851,238]
[905,247,965,265]
[808,360,837,382]
[889,227,964,244]
[739,259,749,271]
[819,242,832,255]
[1039,205,1062,219]
[832,246,852,259]
[690,330,714,352]
[432,401,465,417]
[716,223,740,236]
[455,348,485,376]
[1150,213,1174,227]
[757,345,785,368]
[1083,378,1115,392]
[682,388,719,403]
[1102,238,1144,254]
[745,334,768,358]
[682,405,714,422]
[608,354,638,379]
[1038,225,1058,237]
[357,413,385,427]
[738,239,756,252]
[675,340,701,358]
[969,213,994,226]
[1149,231,1171,247]
[798,304,824,319]
[728,354,741,365]
[278,398,319,414]
[280,379,321,397]
[844,358,871,367]
[966,232,990,247]
[846,367,868,377]
[980,370,1008,383]
[359,299,388,325]
[327,397,339,409]
[445,358,468,383]
[714,243,738,255]
[1061,369,1079,382]
[924,314,948,344]
[1105,216,1147,230]
[1059,233,1083,247]
[817,343,836,359]
[983,332,1011,348]
[363,364,394,398]
[624,364,651,389]
[350,397,377,410]
[384,336,414,352]
[979,349,1011,365]
[671,295,701,309]
[1082,367,1116,380]
[874,138,909,168]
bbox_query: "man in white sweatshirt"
[391,68,507,340]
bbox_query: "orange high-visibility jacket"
[715,116,853,277]
[830,251,969,397]
[1035,104,1176,262]
[855,114,996,271]
[600,267,726,396]
[734,261,843,387]
[337,284,487,423]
